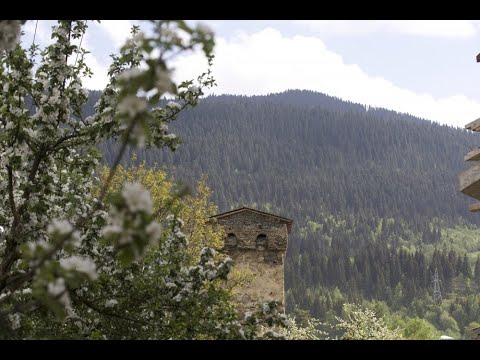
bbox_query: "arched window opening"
[226,233,237,247]
[256,234,268,251]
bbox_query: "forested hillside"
[89,89,480,338]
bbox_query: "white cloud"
[80,31,109,91]
[172,28,480,127]
[293,20,479,39]
[79,20,142,90]
[24,20,53,45]
[19,21,110,91]
[27,22,475,126]
[96,20,134,49]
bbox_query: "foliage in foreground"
[335,304,404,340]
[0,20,286,339]
[99,162,225,263]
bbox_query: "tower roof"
[212,206,293,233]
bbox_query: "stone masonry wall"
[216,211,289,312]
[470,327,480,340]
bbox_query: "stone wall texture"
[215,210,290,312]
[470,327,480,340]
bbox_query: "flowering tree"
[0,20,286,339]
[100,162,255,290]
[99,163,225,263]
[335,304,404,340]
[266,314,326,340]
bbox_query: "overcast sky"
[21,20,480,128]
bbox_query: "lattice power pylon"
[432,268,442,305]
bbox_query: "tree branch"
[6,165,19,227]
[74,294,149,326]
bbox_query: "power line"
[74,20,87,67]
[32,20,38,47]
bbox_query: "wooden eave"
[465,118,480,132]
[459,164,480,201]
[469,203,480,212]
[465,148,480,161]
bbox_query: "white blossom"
[47,278,70,306]
[132,32,144,43]
[131,122,146,147]
[60,256,98,280]
[200,247,216,257]
[47,219,73,236]
[154,67,173,94]
[105,299,118,308]
[8,313,21,330]
[121,182,153,213]
[166,101,181,110]
[262,303,270,314]
[117,96,147,119]
[27,240,50,253]
[196,23,212,35]
[0,20,21,52]
[117,68,143,82]
[146,221,162,243]
[100,224,122,238]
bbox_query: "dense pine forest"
[88,89,480,338]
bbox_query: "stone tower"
[469,327,480,340]
[212,207,293,312]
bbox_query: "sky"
[21,20,480,128]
